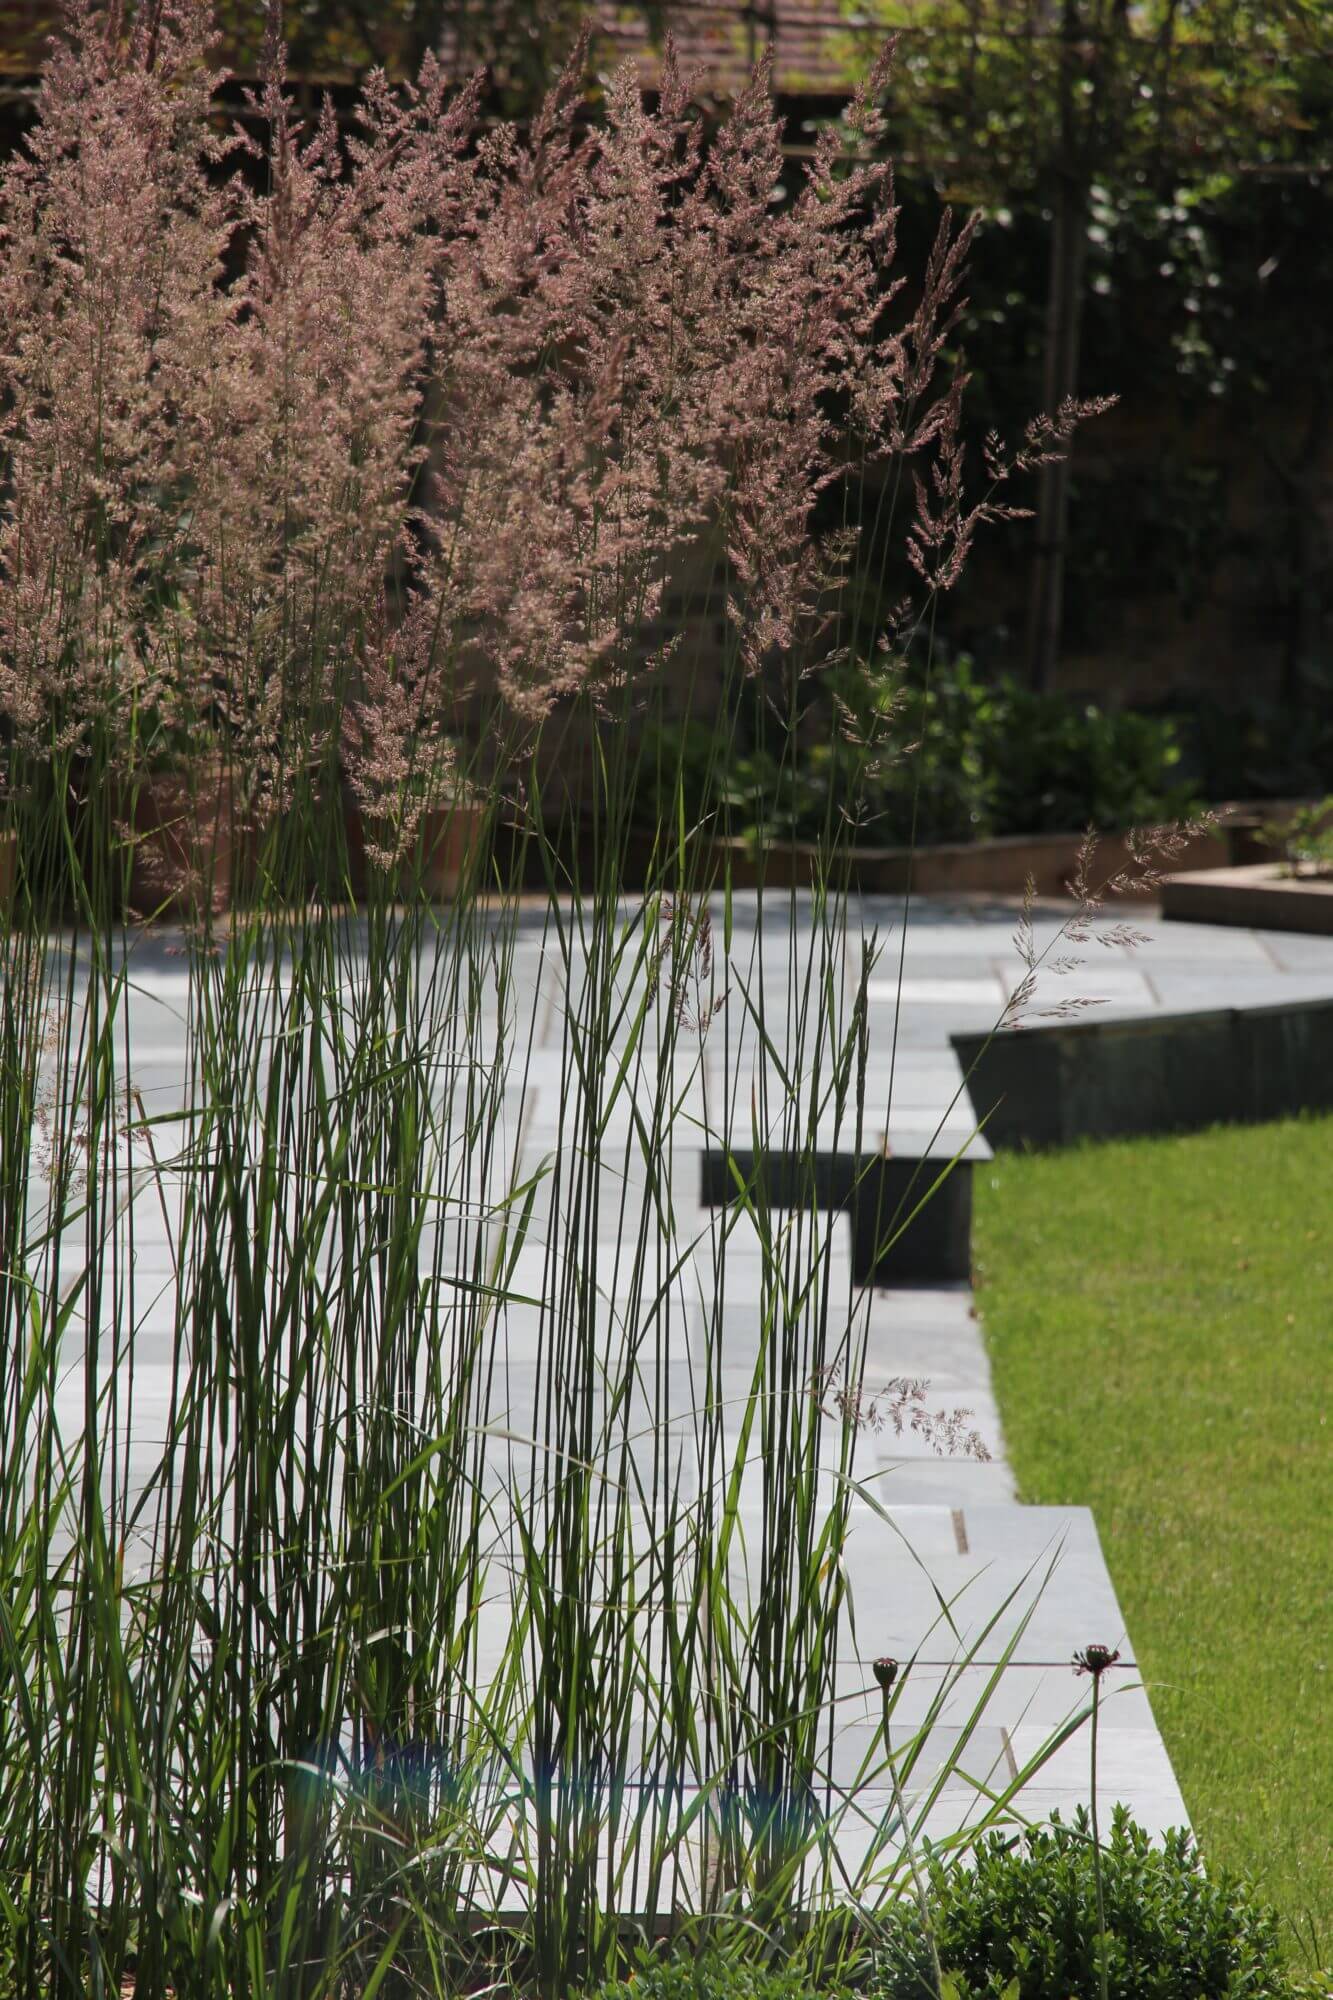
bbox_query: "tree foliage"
[832,0,1332,690]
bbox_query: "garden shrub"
[988,690,1193,837]
[872,1807,1294,2000]
[588,1811,1301,2000]
[594,1961,839,2000]
[640,658,1194,850]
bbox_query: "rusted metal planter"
[126,763,249,921]
[345,796,488,904]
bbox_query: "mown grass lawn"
[973,1114,1332,1968]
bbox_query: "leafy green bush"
[875,1808,1293,2000]
[639,659,998,848]
[1261,797,1333,877]
[594,1962,835,2000]
[988,690,1193,837]
[590,1812,1301,2000]
[638,659,1195,849]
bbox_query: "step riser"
[956,994,1333,1149]
[700,1148,973,1283]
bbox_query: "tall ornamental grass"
[0,6,1117,1995]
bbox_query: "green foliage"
[824,0,1332,696]
[593,1959,841,2000]
[987,685,1192,836]
[643,660,997,848]
[840,1,1325,216]
[641,660,1194,851]
[872,1809,1292,2000]
[1261,798,1333,876]
[586,1813,1306,2000]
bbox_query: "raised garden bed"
[1161,861,1333,934]
[614,802,1286,901]
[955,994,1333,1150]
[709,823,1231,899]
[514,807,1271,900]
[1,800,1299,923]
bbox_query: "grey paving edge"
[954,994,1333,1150]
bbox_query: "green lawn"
[973,1115,1333,1967]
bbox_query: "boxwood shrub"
[874,1807,1295,2000]
[592,1809,1306,2000]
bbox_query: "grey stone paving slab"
[1254,929,1333,968]
[48,890,1327,1884]
[858,1343,997,1396]
[874,976,1005,1007]
[862,1459,1020,1506]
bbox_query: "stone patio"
[38,893,1333,1899]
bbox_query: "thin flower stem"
[1092,1673,1109,2000]
[881,1684,945,2000]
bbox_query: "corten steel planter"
[706,823,1234,900]
[345,796,488,904]
[1161,862,1333,936]
[504,801,1285,898]
[409,799,487,902]
[126,763,249,921]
